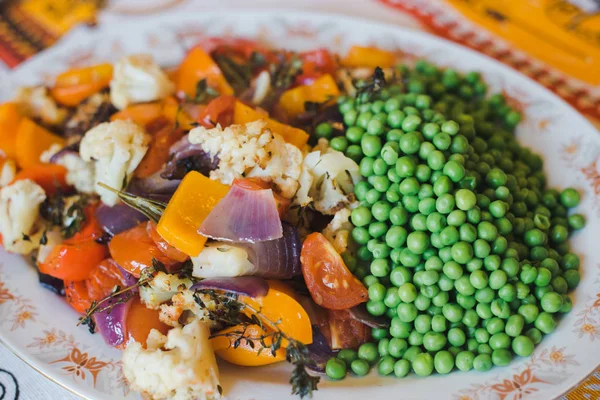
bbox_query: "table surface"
[0,1,598,399]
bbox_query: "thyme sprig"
[77,259,164,330]
[196,290,320,398]
[214,54,252,94]
[98,183,166,223]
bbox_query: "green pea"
[535,312,557,334]
[491,349,512,367]
[560,188,580,208]
[505,314,525,337]
[412,353,434,377]
[338,349,359,366]
[473,354,493,372]
[326,358,347,380]
[512,335,534,357]
[351,359,371,376]
[393,359,411,377]
[434,350,454,374]
[456,351,475,371]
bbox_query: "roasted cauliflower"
[79,120,150,206]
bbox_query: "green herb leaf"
[214,54,252,94]
[191,79,219,104]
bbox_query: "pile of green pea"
[318,60,585,381]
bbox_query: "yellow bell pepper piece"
[342,45,396,68]
[211,324,286,366]
[233,101,309,149]
[239,280,313,345]
[156,171,229,257]
[279,74,340,118]
[0,103,22,160]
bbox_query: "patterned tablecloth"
[0,1,598,399]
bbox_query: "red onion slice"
[191,277,269,298]
[236,222,301,279]
[199,185,283,243]
[305,326,336,374]
[96,203,149,237]
[93,293,133,347]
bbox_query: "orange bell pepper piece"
[239,280,313,345]
[233,101,309,149]
[15,118,65,168]
[126,296,170,348]
[134,117,184,179]
[110,102,163,127]
[65,280,93,314]
[211,324,286,366]
[176,47,234,98]
[38,240,109,281]
[50,63,113,107]
[342,45,396,69]
[109,223,179,278]
[156,171,229,257]
[161,96,197,130]
[279,74,340,118]
[0,103,22,159]
[11,164,69,196]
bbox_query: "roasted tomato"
[125,296,170,347]
[109,223,179,278]
[197,95,236,128]
[65,280,92,314]
[327,309,371,350]
[86,258,130,302]
[300,232,368,310]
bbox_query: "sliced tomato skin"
[300,232,368,310]
[197,95,236,128]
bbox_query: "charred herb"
[355,66,386,104]
[214,54,252,94]
[78,258,164,328]
[189,79,219,104]
[98,183,166,223]
[198,290,320,398]
[270,53,303,90]
[62,196,89,238]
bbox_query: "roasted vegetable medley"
[0,38,585,400]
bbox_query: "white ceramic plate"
[1,10,600,400]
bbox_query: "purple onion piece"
[161,135,219,180]
[348,304,390,329]
[117,264,139,288]
[49,141,80,164]
[96,203,148,236]
[199,185,283,243]
[127,171,181,195]
[305,326,336,374]
[236,222,301,279]
[93,293,133,347]
[191,277,269,298]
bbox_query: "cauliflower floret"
[188,121,302,198]
[39,144,96,194]
[79,120,150,206]
[188,121,272,185]
[0,180,46,254]
[247,134,303,198]
[322,208,353,254]
[122,320,221,400]
[192,242,254,278]
[15,86,67,126]
[159,290,218,328]
[57,153,96,194]
[110,54,175,110]
[293,148,360,215]
[39,143,62,163]
[0,159,16,187]
[140,272,193,310]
